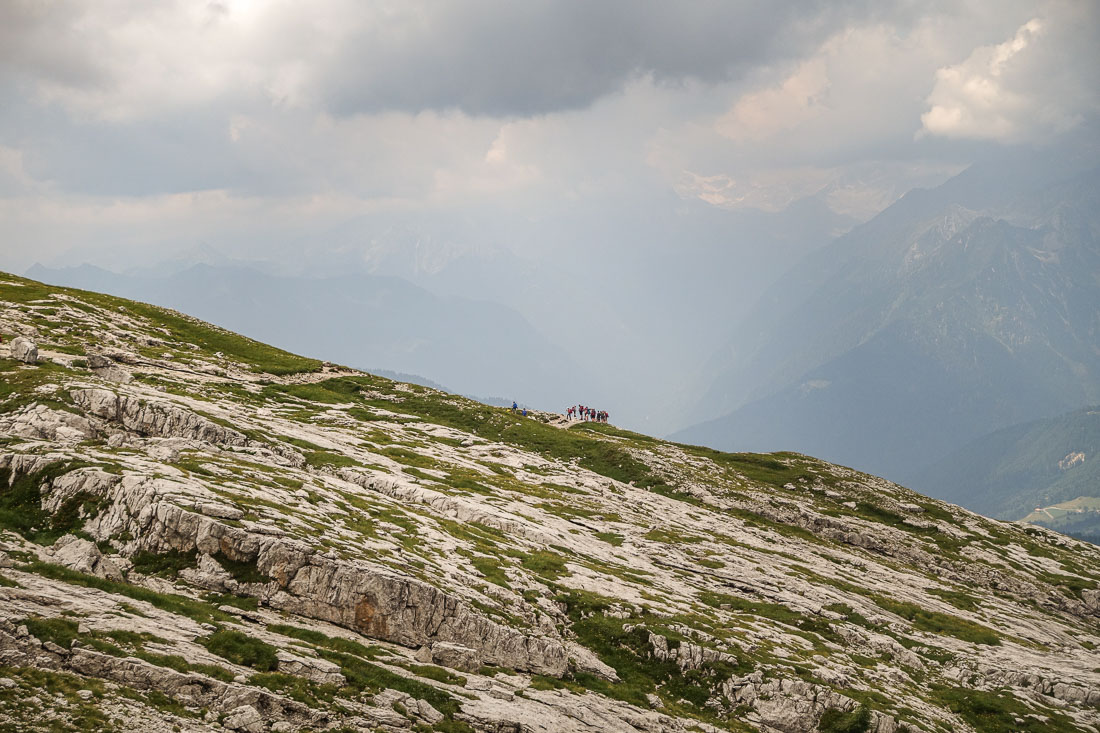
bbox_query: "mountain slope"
[1,272,1099,732]
[26,262,589,413]
[912,406,1100,522]
[676,156,1100,484]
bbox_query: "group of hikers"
[509,400,610,424]
[567,405,609,423]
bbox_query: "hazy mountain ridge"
[913,406,1100,527]
[25,262,588,414]
[675,157,1100,484]
[1,273,1099,732]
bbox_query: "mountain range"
[674,152,1100,487]
[913,405,1100,537]
[24,262,589,414]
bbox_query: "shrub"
[819,705,871,733]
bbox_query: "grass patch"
[214,554,272,584]
[549,588,753,725]
[595,531,624,547]
[0,461,99,545]
[320,650,459,717]
[926,587,981,612]
[23,616,81,648]
[931,686,1079,733]
[875,598,1000,646]
[381,446,440,469]
[267,623,388,659]
[130,549,198,577]
[699,592,842,645]
[304,450,362,470]
[521,551,569,580]
[405,664,467,687]
[250,671,338,706]
[200,629,279,671]
[203,592,259,612]
[469,555,510,587]
[818,705,871,733]
[644,528,704,544]
[19,561,232,625]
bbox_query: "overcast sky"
[1,0,1098,272]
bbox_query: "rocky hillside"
[1,271,1099,733]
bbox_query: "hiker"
[512,401,518,413]
[522,407,527,417]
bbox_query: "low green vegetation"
[200,629,279,671]
[267,623,388,659]
[130,549,199,577]
[320,650,460,717]
[214,554,272,584]
[0,461,101,545]
[595,531,624,546]
[249,672,338,706]
[0,664,113,731]
[700,592,842,645]
[20,616,235,682]
[304,450,361,470]
[22,616,83,648]
[469,555,510,587]
[874,598,1000,646]
[931,686,1079,733]
[544,588,752,726]
[521,551,569,580]
[644,528,704,544]
[818,705,871,733]
[18,561,233,625]
[0,358,81,415]
[926,587,981,612]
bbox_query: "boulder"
[222,704,264,733]
[275,650,346,686]
[10,337,38,364]
[85,354,113,369]
[430,641,482,673]
[49,534,124,581]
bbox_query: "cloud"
[0,1,873,121]
[0,0,1096,274]
[715,58,830,143]
[316,1,872,117]
[920,1,1100,142]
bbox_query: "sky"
[1,0,1098,273]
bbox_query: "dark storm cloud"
[320,0,873,116]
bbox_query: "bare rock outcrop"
[0,404,97,443]
[0,452,66,482]
[42,467,120,512]
[120,492,570,676]
[48,534,124,581]
[275,649,345,686]
[70,388,248,445]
